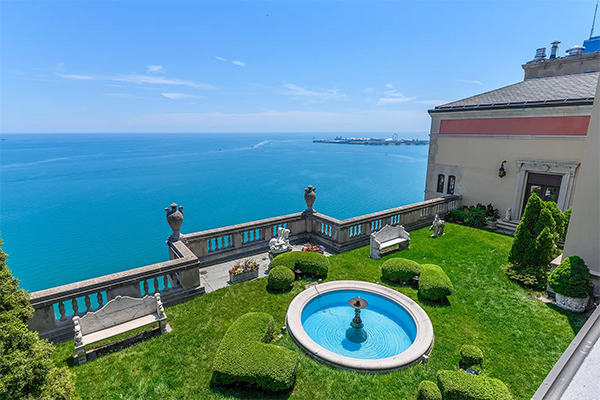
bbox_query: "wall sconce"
[498,160,507,178]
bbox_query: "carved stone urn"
[166,203,184,242]
[304,185,316,214]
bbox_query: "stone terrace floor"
[198,245,332,293]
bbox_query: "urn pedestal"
[303,185,316,214]
[166,203,184,242]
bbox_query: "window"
[447,175,455,194]
[437,174,445,193]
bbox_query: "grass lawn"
[51,224,587,399]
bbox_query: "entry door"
[523,173,562,209]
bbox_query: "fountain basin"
[286,280,434,372]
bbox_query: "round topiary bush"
[267,266,295,291]
[418,264,453,301]
[382,258,420,282]
[460,344,484,367]
[418,380,442,400]
[548,256,590,298]
[270,251,329,277]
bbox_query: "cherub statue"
[269,227,292,254]
[429,214,445,238]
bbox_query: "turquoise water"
[301,290,417,359]
[0,133,428,292]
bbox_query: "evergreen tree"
[545,201,566,242]
[507,193,556,288]
[0,240,78,400]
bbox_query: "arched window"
[447,175,455,194]
[437,174,445,193]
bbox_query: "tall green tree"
[507,193,556,288]
[0,240,78,400]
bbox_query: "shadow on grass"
[380,277,418,290]
[417,293,451,308]
[544,302,588,335]
[209,373,293,399]
[266,285,294,295]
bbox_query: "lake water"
[0,133,428,292]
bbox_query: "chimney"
[549,41,561,59]
[534,47,547,60]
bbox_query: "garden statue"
[269,227,292,255]
[429,214,445,238]
[504,207,512,221]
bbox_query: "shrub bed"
[212,312,299,391]
[460,345,484,367]
[418,264,453,301]
[548,256,590,298]
[437,370,512,400]
[270,251,329,277]
[418,380,442,400]
[382,258,420,282]
[267,266,295,291]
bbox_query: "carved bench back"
[79,295,158,336]
[372,224,408,244]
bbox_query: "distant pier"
[313,137,428,146]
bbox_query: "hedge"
[267,266,295,291]
[382,258,420,282]
[418,380,442,400]
[460,345,484,367]
[437,370,513,400]
[548,255,590,298]
[418,264,453,301]
[270,251,329,277]
[212,312,299,391]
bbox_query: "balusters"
[71,298,79,317]
[154,277,160,294]
[84,295,92,313]
[143,280,149,296]
[163,275,170,292]
[58,302,67,321]
[97,292,104,308]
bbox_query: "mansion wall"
[425,106,591,219]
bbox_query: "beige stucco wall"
[426,134,585,217]
[562,78,600,279]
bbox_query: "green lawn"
[51,224,586,399]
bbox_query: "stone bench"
[370,224,410,259]
[73,293,168,364]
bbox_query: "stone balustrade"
[28,240,203,343]
[28,194,461,343]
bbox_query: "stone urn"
[166,203,184,242]
[304,185,316,214]
[555,293,589,313]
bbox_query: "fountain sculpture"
[346,296,368,343]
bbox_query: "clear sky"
[0,1,597,136]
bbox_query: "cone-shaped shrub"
[507,193,556,288]
[548,256,590,298]
[545,202,565,242]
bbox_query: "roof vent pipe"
[549,41,561,59]
[534,47,547,60]
[566,45,586,56]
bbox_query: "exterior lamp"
[498,161,507,178]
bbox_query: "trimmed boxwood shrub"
[548,256,590,298]
[270,251,329,277]
[212,312,299,391]
[418,264,453,301]
[418,380,442,400]
[382,258,420,282]
[460,344,484,367]
[437,370,513,400]
[267,265,295,291]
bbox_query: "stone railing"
[28,192,461,343]
[28,240,203,343]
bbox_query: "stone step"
[496,219,520,235]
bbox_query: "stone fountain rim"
[285,280,434,373]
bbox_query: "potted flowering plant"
[302,244,325,254]
[229,260,260,284]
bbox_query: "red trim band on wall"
[439,116,590,136]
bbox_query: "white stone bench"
[73,293,167,364]
[370,224,410,259]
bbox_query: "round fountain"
[286,281,434,372]
[346,296,368,343]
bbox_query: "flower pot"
[555,293,589,313]
[229,269,259,284]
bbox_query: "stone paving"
[199,245,331,293]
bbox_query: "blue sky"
[0,1,596,136]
